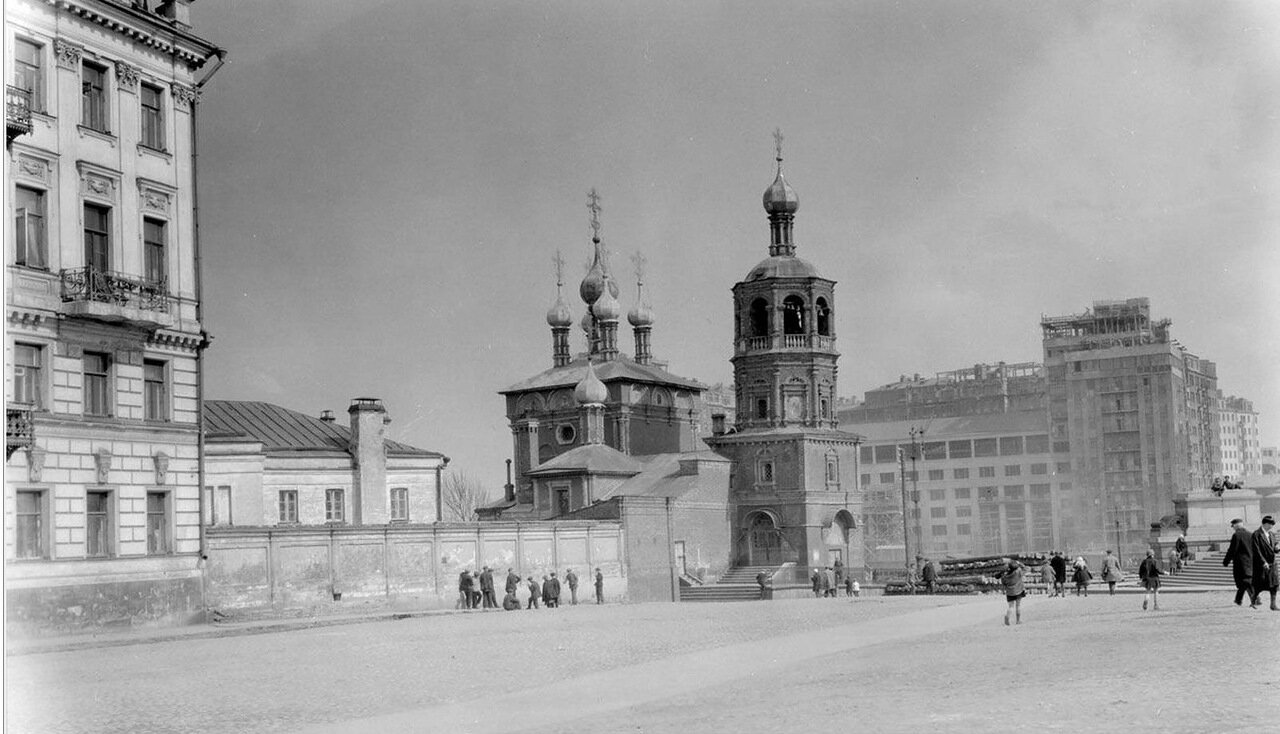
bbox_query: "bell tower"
[707,131,864,578]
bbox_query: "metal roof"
[204,400,443,457]
[501,354,705,395]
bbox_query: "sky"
[192,0,1280,494]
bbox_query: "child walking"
[999,559,1026,626]
[1138,549,1163,611]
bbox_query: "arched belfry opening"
[749,298,770,337]
[816,297,831,336]
[782,295,806,334]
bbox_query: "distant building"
[1217,396,1261,480]
[843,362,1045,424]
[1042,298,1220,555]
[203,399,448,527]
[5,0,222,632]
[1263,446,1278,476]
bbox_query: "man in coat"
[594,567,605,604]
[1223,518,1256,607]
[526,576,541,609]
[505,568,521,597]
[544,571,561,608]
[1050,551,1068,598]
[920,558,937,594]
[1250,515,1278,611]
[479,567,497,609]
[565,568,579,605]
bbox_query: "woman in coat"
[1100,550,1122,595]
[1072,556,1092,597]
[1138,549,1162,611]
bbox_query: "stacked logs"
[883,553,1049,596]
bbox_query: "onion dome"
[627,300,654,327]
[762,169,799,215]
[546,295,573,327]
[591,284,621,321]
[580,311,594,334]
[573,359,609,405]
[579,237,620,306]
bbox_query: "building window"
[1031,463,1048,475]
[81,61,109,132]
[932,524,948,536]
[929,489,946,502]
[930,507,947,519]
[928,469,944,481]
[143,360,167,421]
[1004,485,1024,500]
[999,436,1024,455]
[86,490,112,558]
[279,490,298,523]
[758,461,775,484]
[16,490,46,559]
[84,203,111,272]
[146,492,170,554]
[782,295,806,334]
[826,456,839,484]
[140,83,164,150]
[973,438,997,457]
[957,524,971,536]
[948,440,972,459]
[13,343,43,408]
[860,473,870,487]
[1056,462,1071,473]
[556,424,576,445]
[956,506,973,518]
[391,487,409,522]
[143,218,167,287]
[1004,465,1021,477]
[14,186,47,269]
[748,298,770,337]
[83,352,110,416]
[978,466,995,478]
[208,485,232,526]
[14,38,44,112]
[953,468,969,479]
[879,472,895,484]
[954,487,971,500]
[755,398,768,419]
[815,297,831,335]
[325,488,345,523]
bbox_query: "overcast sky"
[194,1,1280,492]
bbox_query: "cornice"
[146,330,204,352]
[43,0,221,69]
[8,308,50,329]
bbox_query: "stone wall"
[205,521,627,617]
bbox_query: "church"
[480,139,864,598]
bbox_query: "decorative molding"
[140,187,171,214]
[171,84,198,110]
[8,309,48,328]
[76,161,122,203]
[152,451,170,485]
[16,154,51,182]
[27,446,47,482]
[114,61,140,92]
[94,448,113,485]
[54,0,215,68]
[54,39,83,69]
[146,331,205,352]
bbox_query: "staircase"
[679,566,775,603]
[1160,551,1236,587]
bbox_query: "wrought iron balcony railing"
[61,267,171,314]
[7,406,34,460]
[7,85,32,143]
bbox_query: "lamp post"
[910,426,924,559]
[897,447,911,583]
[1113,500,1124,568]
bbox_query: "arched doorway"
[747,511,782,566]
[824,509,855,567]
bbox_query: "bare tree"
[441,471,492,522]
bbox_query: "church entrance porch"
[744,511,785,566]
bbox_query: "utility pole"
[897,447,911,582]
[910,426,924,561]
[1113,500,1123,568]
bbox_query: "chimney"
[320,410,336,423]
[504,458,515,502]
[348,398,388,525]
[711,413,726,436]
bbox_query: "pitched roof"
[203,400,443,457]
[598,451,731,501]
[526,443,644,476]
[501,354,705,394]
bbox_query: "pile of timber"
[884,553,1049,596]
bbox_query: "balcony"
[7,406,34,460]
[6,85,32,143]
[736,333,838,354]
[60,267,175,329]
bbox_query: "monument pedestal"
[1179,489,1262,543]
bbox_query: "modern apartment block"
[1042,298,1220,555]
[1217,395,1261,480]
[5,0,222,632]
[842,361,1045,424]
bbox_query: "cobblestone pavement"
[6,592,1278,733]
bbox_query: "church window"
[815,297,831,335]
[749,298,770,337]
[557,424,576,444]
[782,295,806,334]
[758,460,775,484]
[825,455,839,485]
[756,398,768,419]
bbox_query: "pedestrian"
[833,559,845,593]
[756,570,769,600]
[505,568,521,597]
[1100,550,1122,595]
[545,571,561,608]
[502,589,521,611]
[1039,560,1054,594]
[823,567,834,597]
[845,575,854,597]
[526,576,541,609]
[458,570,472,610]
[1249,515,1278,611]
[470,571,482,610]
[541,575,552,608]
[1050,551,1067,597]
[811,567,822,597]
[480,566,497,609]
[1175,534,1188,564]
[850,580,860,598]
[1167,547,1181,576]
[1138,548,1162,611]
[594,567,604,604]
[921,557,937,594]
[998,558,1026,625]
[1223,518,1256,607]
[1072,556,1092,596]
[565,568,579,605]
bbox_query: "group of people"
[457,567,606,611]
[809,560,858,598]
[1224,515,1279,610]
[1043,551,1103,598]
